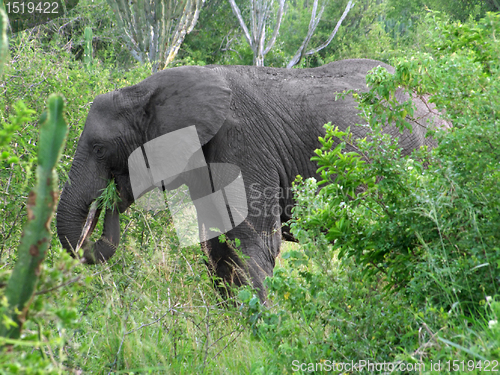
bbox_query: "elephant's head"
[56,66,232,263]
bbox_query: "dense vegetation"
[0,0,499,373]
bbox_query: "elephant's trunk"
[56,166,121,263]
[57,179,94,257]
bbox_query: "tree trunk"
[287,0,354,69]
[107,0,204,72]
[228,0,285,67]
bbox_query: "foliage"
[395,295,500,373]
[0,22,89,371]
[0,101,34,164]
[180,0,401,68]
[291,10,500,312]
[6,0,136,68]
[0,94,68,340]
[176,0,241,65]
[281,11,500,370]
[387,0,500,23]
[0,32,151,262]
[0,31,150,371]
[302,0,398,66]
[96,179,121,212]
[238,250,417,373]
[286,0,354,68]
[0,248,90,374]
[83,26,93,72]
[69,0,138,67]
[234,12,500,373]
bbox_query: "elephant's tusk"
[76,201,100,252]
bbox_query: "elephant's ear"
[147,66,232,146]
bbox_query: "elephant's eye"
[93,145,106,158]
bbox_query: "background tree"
[315,0,394,63]
[287,0,354,68]
[176,0,242,65]
[227,0,285,66]
[107,0,204,71]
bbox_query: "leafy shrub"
[0,248,89,374]
[0,25,151,372]
[239,250,417,373]
[291,11,500,313]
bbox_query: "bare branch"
[287,0,325,68]
[263,0,285,54]
[107,0,204,71]
[307,0,354,54]
[228,0,286,66]
[287,0,354,69]
[227,0,253,47]
[220,31,244,60]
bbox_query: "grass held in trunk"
[97,179,121,212]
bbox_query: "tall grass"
[66,205,267,373]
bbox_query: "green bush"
[238,251,417,373]
[0,247,89,374]
[0,94,68,341]
[291,11,500,313]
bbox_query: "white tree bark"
[107,0,204,72]
[287,0,354,69]
[228,0,285,67]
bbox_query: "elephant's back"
[207,58,392,81]
[279,59,393,100]
[209,60,391,138]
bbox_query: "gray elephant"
[56,59,442,301]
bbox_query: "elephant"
[56,59,444,301]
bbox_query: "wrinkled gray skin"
[57,59,442,301]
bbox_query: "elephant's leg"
[204,227,280,302]
[201,183,283,302]
[205,231,279,299]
